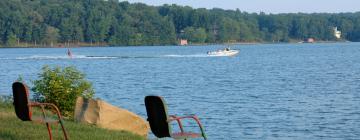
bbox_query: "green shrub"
[32,65,94,118]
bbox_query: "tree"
[44,26,59,46]
[5,32,18,47]
[218,18,240,42]
[32,65,95,118]
[1,0,360,45]
[183,27,207,43]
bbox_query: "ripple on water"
[1,44,360,139]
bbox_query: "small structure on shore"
[333,27,341,39]
[306,38,315,43]
[179,39,188,46]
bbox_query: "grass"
[0,96,145,140]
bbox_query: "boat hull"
[207,50,239,56]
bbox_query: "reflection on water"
[0,43,360,139]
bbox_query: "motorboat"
[207,48,239,56]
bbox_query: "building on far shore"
[179,39,188,46]
[306,38,315,43]
[333,27,341,39]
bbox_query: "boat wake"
[163,54,222,58]
[11,55,160,60]
[14,55,117,60]
[1,53,223,60]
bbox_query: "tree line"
[1,0,360,47]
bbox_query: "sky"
[122,0,360,14]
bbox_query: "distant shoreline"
[0,40,354,48]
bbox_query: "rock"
[74,97,149,137]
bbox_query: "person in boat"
[67,48,72,58]
[225,47,230,51]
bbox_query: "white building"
[334,27,341,39]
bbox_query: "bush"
[32,65,94,118]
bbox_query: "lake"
[1,43,360,139]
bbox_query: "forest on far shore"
[1,0,360,47]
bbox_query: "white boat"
[207,48,239,56]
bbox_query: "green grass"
[0,98,145,140]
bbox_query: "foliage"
[6,32,18,47]
[1,0,360,46]
[183,27,207,43]
[32,65,94,118]
[44,26,60,46]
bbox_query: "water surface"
[1,43,360,139]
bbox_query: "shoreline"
[0,40,355,48]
